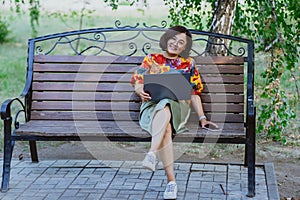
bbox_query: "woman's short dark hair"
[159,25,192,58]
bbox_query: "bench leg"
[246,138,255,197]
[244,135,256,197]
[1,117,13,193]
[246,108,256,197]
[29,141,39,162]
[244,136,256,197]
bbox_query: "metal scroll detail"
[34,21,247,57]
[35,31,142,56]
[7,98,28,130]
[115,20,140,29]
[142,20,168,28]
[192,37,246,57]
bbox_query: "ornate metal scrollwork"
[143,20,168,28]
[115,20,140,29]
[35,46,43,54]
[192,37,246,57]
[5,98,28,130]
[141,31,160,42]
[33,21,248,57]
[14,110,26,129]
[142,42,152,55]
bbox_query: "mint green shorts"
[139,99,191,135]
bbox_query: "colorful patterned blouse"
[130,53,203,95]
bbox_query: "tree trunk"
[206,0,237,56]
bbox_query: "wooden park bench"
[1,21,256,197]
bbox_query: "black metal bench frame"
[1,21,256,197]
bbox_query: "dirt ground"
[10,140,300,199]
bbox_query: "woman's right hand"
[135,84,151,101]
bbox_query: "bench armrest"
[1,97,27,125]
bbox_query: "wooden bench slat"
[33,63,244,74]
[14,129,245,140]
[22,120,244,130]
[30,111,244,122]
[33,63,138,73]
[15,121,245,138]
[198,65,244,74]
[33,73,132,82]
[32,82,243,93]
[33,73,244,84]
[31,92,244,103]
[202,84,244,93]
[31,101,244,113]
[34,55,245,65]
[32,82,134,92]
[32,92,139,101]
[190,113,244,123]
[34,55,144,64]
[198,104,244,113]
[200,94,244,103]
[31,101,141,111]
[193,56,245,65]
[30,111,140,121]
[201,75,244,84]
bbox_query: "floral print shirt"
[130,53,203,94]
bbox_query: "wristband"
[199,115,207,121]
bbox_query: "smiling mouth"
[168,45,178,51]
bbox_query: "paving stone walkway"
[0,159,279,200]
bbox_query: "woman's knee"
[165,123,172,135]
[160,123,173,147]
[151,106,171,137]
[163,106,171,121]
[163,123,172,140]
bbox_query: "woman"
[130,25,218,199]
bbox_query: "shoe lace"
[166,183,176,193]
[147,153,155,164]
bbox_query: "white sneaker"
[142,151,156,172]
[163,181,177,199]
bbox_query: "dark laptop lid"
[144,73,191,101]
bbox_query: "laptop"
[144,72,192,101]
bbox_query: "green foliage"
[0,17,9,43]
[257,55,296,142]
[103,0,147,10]
[2,0,39,37]
[46,2,95,31]
[163,0,214,30]
[234,0,299,142]
[29,0,39,37]
[162,0,299,143]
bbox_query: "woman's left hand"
[200,119,219,129]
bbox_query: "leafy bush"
[0,17,9,43]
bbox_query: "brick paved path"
[0,159,279,200]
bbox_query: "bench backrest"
[23,22,254,132]
[30,54,245,130]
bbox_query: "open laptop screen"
[144,73,191,101]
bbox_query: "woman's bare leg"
[147,106,176,182]
[149,106,171,153]
[159,123,176,182]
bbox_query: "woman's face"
[166,33,187,56]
